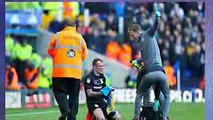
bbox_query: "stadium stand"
[5,2,205,93]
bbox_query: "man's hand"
[153,99,159,111]
[130,60,143,70]
[100,86,114,97]
[154,10,161,20]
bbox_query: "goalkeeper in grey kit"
[129,10,170,120]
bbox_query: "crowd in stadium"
[5,35,52,90]
[5,2,205,91]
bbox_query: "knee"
[162,90,170,99]
[95,114,105,120]
[136,92,143,98]
[113,111,122,120]
[164,93,170,99]
[96,116,105,120]
[115,115,122,120]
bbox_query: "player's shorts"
[88,100,107,113]
[87,100,116,119]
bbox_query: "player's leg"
[93,108,106,120]
[134,88,151,120]
[134,92,143,120]
[142,88,152,105]
[112,110,122,120]
[134,73,154,119]
[158,92,165,117]
[157,71,170,120]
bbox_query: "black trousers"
[52,77,80,120]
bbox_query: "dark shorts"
[87,100,109,118]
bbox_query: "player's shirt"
[137,18,164,77]
[84,71,106,103]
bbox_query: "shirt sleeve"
[84,76,93,89]
[103,75,106,88]
[80,36,88,61]
[146,18,160,37]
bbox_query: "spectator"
[5,35,14,62]
[105,12,118,32]
[40,10,53,30]
[30,53,42,69]
[164,60,177,89]
[105,40,121,60]
[118,43,132,67]
[16,39,33,86]
[24,61,39,89]
[125,67,138,88]
[48,16,62,33]
[38,57,52,90]
[5,60,20,90]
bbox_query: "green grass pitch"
[6,103,204,120]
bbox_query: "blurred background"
[5,2,205,120]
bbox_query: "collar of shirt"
[91,70,103,78]
[62,27,76,32]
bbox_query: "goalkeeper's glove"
[153,99,159,111]
[106,95,116,116]
[100,86,114,97]
[130,60,143,70]
[154,9,161,20]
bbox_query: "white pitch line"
[6,110,58,117]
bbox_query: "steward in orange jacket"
[47,20,88,120]
[24,61,39,90]
[5,62,20,90]
[164,61,177,89]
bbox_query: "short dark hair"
[92,58,103,66]
[64,19,76,27]
[128,24,142,33]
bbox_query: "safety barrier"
[5,88,205,109]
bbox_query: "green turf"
[6,103,204,120]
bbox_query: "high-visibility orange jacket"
[48,26,88,79]
[5,67,19,90]
[119,43,132,67]
[25,68,39,89]
[106,40,121,60]
[164,65,177,87]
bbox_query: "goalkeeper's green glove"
[130,60,143,70]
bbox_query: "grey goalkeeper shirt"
[137,18,164,76]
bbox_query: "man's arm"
[130,59,144,70]
[103,75,106,87]
[80,36,88,61]
[47,34,57,58]
[147,10,161,37]
[84,76,102,97]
